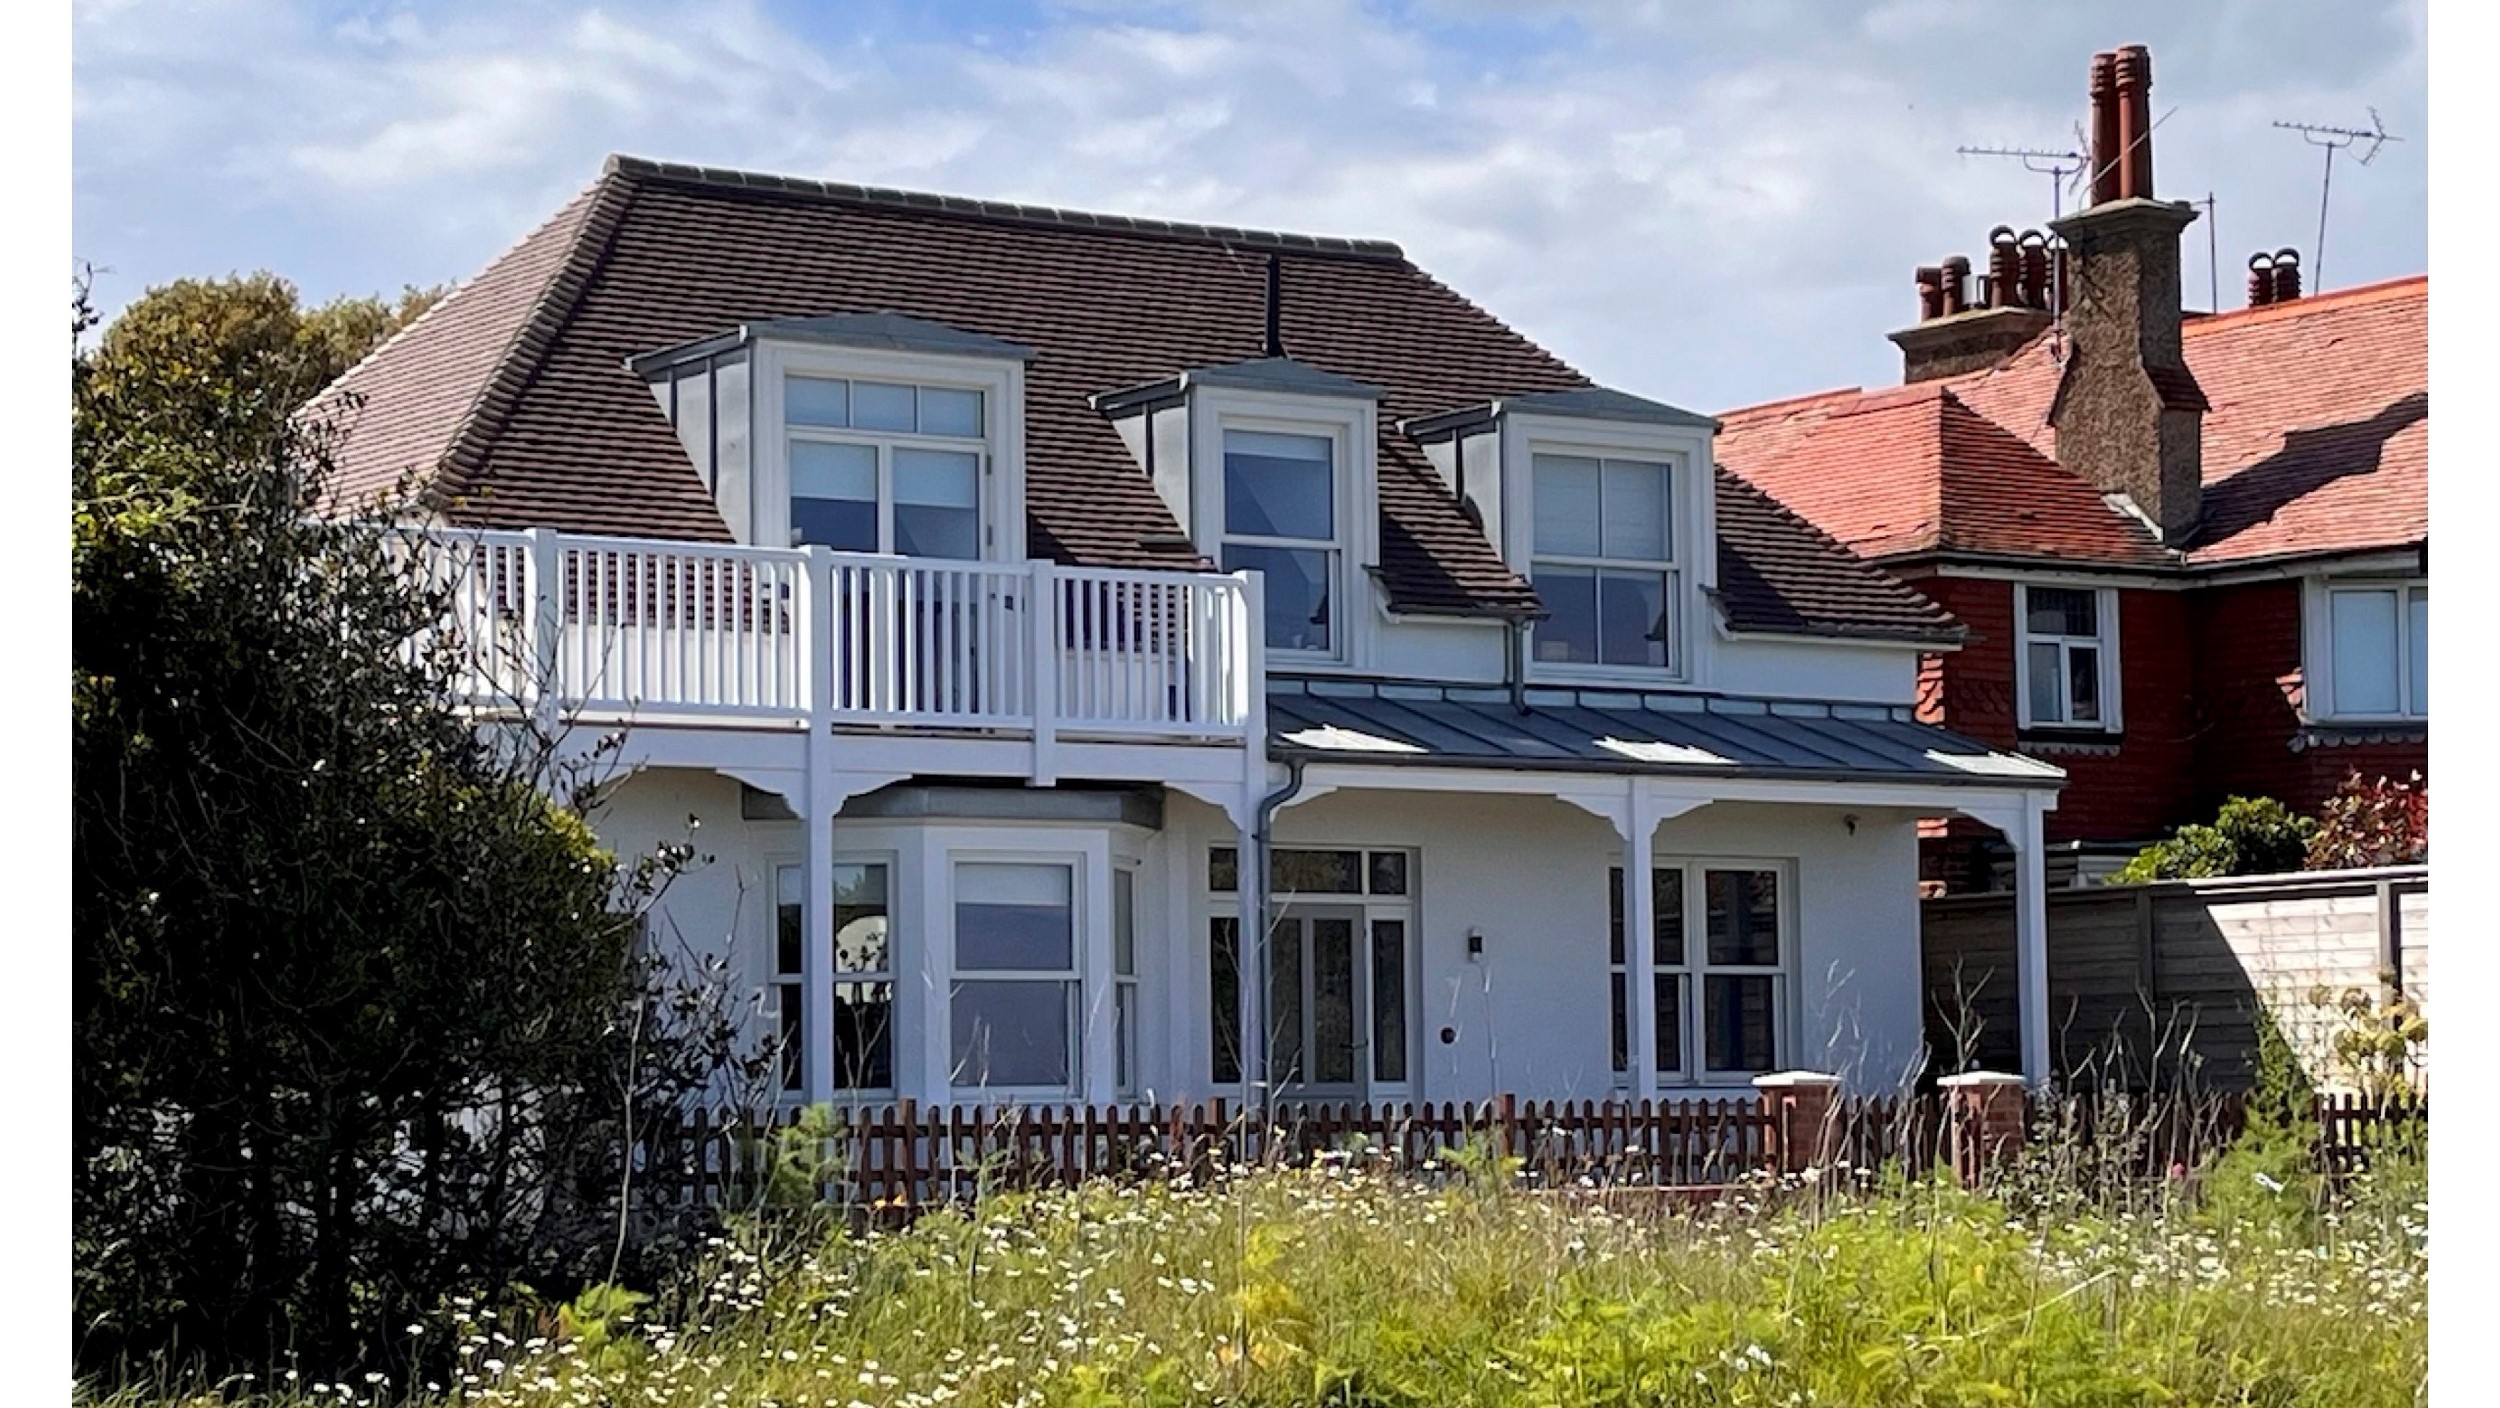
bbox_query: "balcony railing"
[411,529,1262,744]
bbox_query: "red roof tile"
[312,155,1958,642]
[1715,276,2427,572]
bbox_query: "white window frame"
[1111,863,1141,1099]
[1503,416,1717,688]
[1526,451,1682,677]
[2305,576,2428,722]
[1187,388,1378,670]
[752,342,1026,560]
[946,853,1089,1100]
[768,850,900,1103]
[2012,581,2124,732]
[1613,856,1797,1089]
[1200,843,1418,1101]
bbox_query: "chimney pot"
[2113,45,2154,199]
[1987,227,2022,309]
[1941,255,1971,315]
[1915,265,1947,321]
[2270,247,2302,302]
[2018,230,2052,311]
[2088,51,2123,205]
[2246,251,2278,308]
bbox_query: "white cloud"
[71,0,2426,410]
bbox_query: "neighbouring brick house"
[1716,45,2427,893]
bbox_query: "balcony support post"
[523,527,562,734]
[801,545,839,1104]
[1029,559,1059,786]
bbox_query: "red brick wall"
[2187,580,2428,815]
[1907,575,2199,846]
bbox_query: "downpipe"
[1243,755,1308,1124]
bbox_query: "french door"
[1266,903,1411,1098]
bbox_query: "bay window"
[786,373,984,558]
[1531,452,1678,671]
[1220,429,1339,655]
[774,860,895,1095]
[2014,584,2120,731]
[950,861,1079,1091]
[2315,580,2428,721]
[1607,860,1791,1084]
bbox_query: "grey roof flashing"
[1092,355,1385,415]
[1401,386,1719,440]
[630,311,1036,375]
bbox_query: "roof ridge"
[1717,383,1870,421]
[2185,273,2426,334]
[431,172,641,508]
[604,153,1411,263]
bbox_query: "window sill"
[2291,721,2427,751]
[2016,727,2124,754]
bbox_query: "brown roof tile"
[316,154,1951,639]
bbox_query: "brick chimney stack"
[1891,237,2055,383]
[2047,43,2208,547]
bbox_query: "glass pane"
[833,862,889,975]
[1532,454,1601,556]
[1271,849,1363,894]
[1654,868,1684,968]
[1223,544,1332,652]
[775,864,803,976]
[1210,917,1241,1084]
[955,863,1073,971]
[2066,644,2101,724]
[950,979,1072,1087]
[1600,458,1670,560]
[1610,974,1629,1075]
[790,441,878,550]
[2408,588,2428,714]
[834,979,893,1089]
[1705,869,1780,966]
[1654,973,1685,1074]
[1269,920,1304,1086]
[1224,430,1334,540]
[1366,851,1408,897]
[1597,569,1670,668]
[1115,984,1136,1094]
[1705,975,1777,1073]
[1312,917,1356,1084]
[1371,920,1407,1084]
[2330,589,2402,715]
[778,981,804,1092]
[2026,641,2064,723]
[787,374,849,428]
[1112,869,1136,977]
[1209,847,1239,893]
[2026,586,2096,637]
[852,380,917,432]
[1608,865,1626,966]
[917,385,983,437]
[892,447,981,559]
[1532,565,1596,664]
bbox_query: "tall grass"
[89,1137,2426,1408]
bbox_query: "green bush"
[2114,795,2318,883]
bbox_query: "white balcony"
[413,529,1263,748]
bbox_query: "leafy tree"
[2112,796,2316,883]
[2307,771,2428,871]
[72,274,755,1386]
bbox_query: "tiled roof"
[311,153,1952,639]
[1715,276,2427,571]
[1711,468,1964,643]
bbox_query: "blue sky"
[72,0,2427,411]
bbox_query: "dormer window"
[1222,429,1338,653]
[1531,452,1677,670]
[786,374,985,558]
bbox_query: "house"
[312,152,2071,1106]
[1716,46,2428,894]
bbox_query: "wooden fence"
[627,1089,2420,1216]
[1925,866,2429,1091]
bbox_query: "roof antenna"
[2272,109,2402,291]
[1954,142,2087,221]
[1263,252,1285,359]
